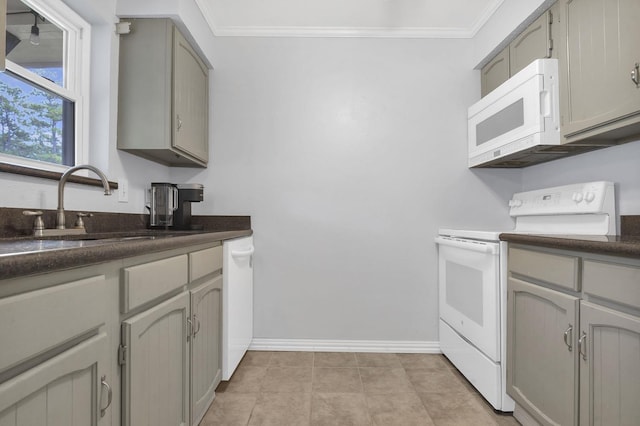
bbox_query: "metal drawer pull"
[563,325,573,351]
[100,375,112,417]
[578,332,587,361]
[632,63,640,87]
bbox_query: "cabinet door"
[190,275,222,426]
[0,333,110,426]
[507,277,579,426]
[509,11,552,76]
[579,301,640,425]
[563,0,640,138]
[173,28,209,164]
[481,46,510,97]
[122,292,190,426]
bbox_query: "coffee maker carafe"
[149,183,204,230]
[149,182,178,228]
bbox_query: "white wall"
[171,37,521,343]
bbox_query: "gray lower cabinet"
[120,243,224,426]
[121,292,191,426]
[190,275,222,426]
[579,302,640,425]
[0,240,226,426]
[508,245,640,426]
[118,18,209,167]
[561,0,640,142]
[0,273,113,426]
[507,276,579,426]
[0,333,110,426]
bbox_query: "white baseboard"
[249,338,441,353]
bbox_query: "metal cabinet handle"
[177,115,183,131]
[632,63,640,87]
[193,314,201,336]
[100,375,112,417]
[563,325,573,352]
[578,331,587,361]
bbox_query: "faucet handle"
[74,212,93,230]
[23,210,45,236]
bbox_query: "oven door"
[435,236,500,361]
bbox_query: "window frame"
[0,0,90,173]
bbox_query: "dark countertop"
[499,233,640,259]
[0,208,253,281]
[0,229,252,280]
[499,215,640,258]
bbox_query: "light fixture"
[30,12,40,46]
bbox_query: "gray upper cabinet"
[562,0,640,142]
[480,9,553,97]
[118,19,209,167]
[509,10,553,76]
[481,46,510,97]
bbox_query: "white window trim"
[0,0,90,174]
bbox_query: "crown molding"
[211,25,476,38]
[195,0,505,39]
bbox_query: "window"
[1,0,90,172]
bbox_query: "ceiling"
[195,0,505,38]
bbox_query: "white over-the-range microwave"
[468,58,560,168]
[467,58,608,168]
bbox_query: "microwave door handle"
[434,237,498,254]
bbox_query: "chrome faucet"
[57,164,112,229]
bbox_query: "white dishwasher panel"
[222,236,254,380]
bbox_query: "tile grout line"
[309,351,314,424]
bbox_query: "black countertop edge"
[499,233,640,259]
[0,229,252,281]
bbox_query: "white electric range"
[434,181,616,412]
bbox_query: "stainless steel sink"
[0,233,178,257]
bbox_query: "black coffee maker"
[173,184,204,230]
[149,183,204,230]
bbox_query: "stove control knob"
[585,192,596,202]
[572,192,584,202]
[509,199,523,207]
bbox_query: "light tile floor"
[200,351,521,426]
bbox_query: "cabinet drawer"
[122,254,188,312]
[509,247,580,291]
[0,275,108,375]
[583,260,640,310]
[190,246,222,281]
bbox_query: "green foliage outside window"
[0,70,67,165]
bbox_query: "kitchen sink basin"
[0,232,183,257]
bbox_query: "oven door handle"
[434,236,498,254]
